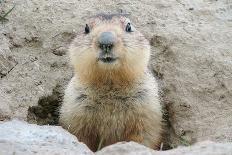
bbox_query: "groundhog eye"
[125,23,132,32]
[85,24,90,34]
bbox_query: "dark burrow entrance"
[27,84,64,125]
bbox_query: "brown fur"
[59,14,163,151]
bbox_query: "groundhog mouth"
[98,56,118,63]
[97,52,118,63]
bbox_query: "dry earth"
[0,0,232,154]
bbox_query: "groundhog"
[59,13,162,151]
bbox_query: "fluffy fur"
[59,14,162,151]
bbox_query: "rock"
[96,142,156,155]
[0,120,94,155]
[96,141,232,155]
[0,0,231,149]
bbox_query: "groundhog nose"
[98,32,116,52]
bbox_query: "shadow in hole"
[27,84,63,125]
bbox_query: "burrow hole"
[27,84,64,125]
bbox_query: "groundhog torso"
[60,72,162,151]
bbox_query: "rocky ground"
[0,0,232,154]
[1,120,232,155]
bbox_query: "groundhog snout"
[97,31,118,63]
[98,31,116,52]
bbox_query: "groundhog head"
[69,14,150,86]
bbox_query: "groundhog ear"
[85,24,90,34]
